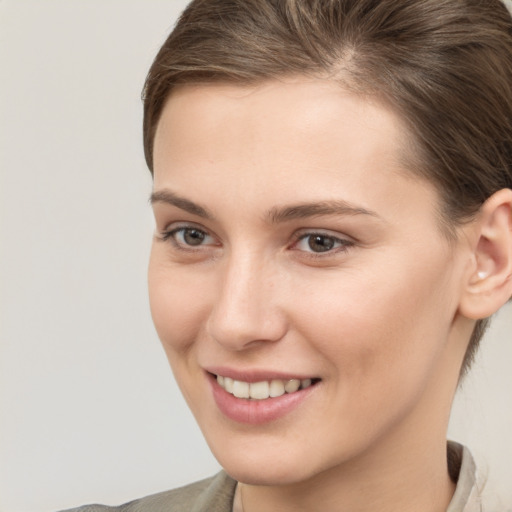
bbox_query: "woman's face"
[149,79,472,484]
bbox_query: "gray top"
[61,443,502,512]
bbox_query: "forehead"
[158,78,402,136]
[152,78,439,226]
[154,78,408,173]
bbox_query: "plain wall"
[0,1,511,511]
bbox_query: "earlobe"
[459,188,512,320]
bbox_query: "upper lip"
[204,366,319,383]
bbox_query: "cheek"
[148,249,210,356]
[290,254,457,393]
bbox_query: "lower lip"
[208,374,318,425]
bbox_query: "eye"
[162,226,217,248]
[293,232,353,254]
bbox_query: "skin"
[148,78,505,512]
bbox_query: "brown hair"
[142,0,512,374]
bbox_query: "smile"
[215,374,318,400]
[208,371,321,424]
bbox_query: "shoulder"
[60,471,237,512]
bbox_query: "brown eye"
[162,226,216,248]
[293,232,354,255]
[182,228,206,246]
[307,235,336,252]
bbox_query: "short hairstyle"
[142,0,512,375]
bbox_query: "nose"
[206,250,288,351]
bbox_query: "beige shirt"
[446,442,500,512]
[62,443,506,512]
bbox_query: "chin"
[206,435,333,486]
[220,458,315,486]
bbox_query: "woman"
[68,0,512,510]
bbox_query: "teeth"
[284,379,300,393]
[216,375,316,400]
[249,381,270,400]
[224,377,234,393]
[301,378,312,389]
[233,380,250,398]
[269,379,285,397]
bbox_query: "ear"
[459,188,512,320]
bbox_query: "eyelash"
[291,232,355,256]
[159,225,354,256]
[160,225,217,249]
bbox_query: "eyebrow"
[267,200,381,223]
[150,190,213,219]
[150,189,381,223]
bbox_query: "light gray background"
[0,1,511,511]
